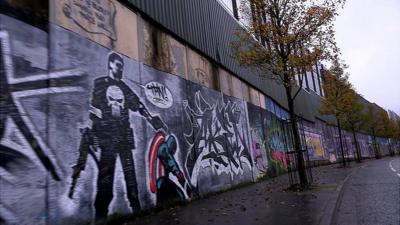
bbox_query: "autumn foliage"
[232,0,346,184]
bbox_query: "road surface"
[333,157,400,225]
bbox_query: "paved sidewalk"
[114,162,366,225]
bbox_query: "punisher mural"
[69,52,166,221]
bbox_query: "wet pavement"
[114,160,372,225]
[333,157,400,225]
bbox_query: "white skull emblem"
[106,85,125,117]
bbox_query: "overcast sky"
[334,0,400,114]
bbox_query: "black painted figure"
[89,52,164,220]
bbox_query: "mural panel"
[343,131,355,159]
[357,133,373,158]
[262,110,289,177]
[50,0,139,59]
[222,94,253,186]
[246,103,268,180]
[183,83,253,194]
[305,132,325,159]
[140,66,193,206]
[317,120,336,162]
[48,24,194,223]
[0,15,61,225]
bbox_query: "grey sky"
[335,0,400,114]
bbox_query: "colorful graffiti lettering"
[264,116,289,176]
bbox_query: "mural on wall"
[246,103,268,180]
[62,0,117,41]
[0,16,85,223]
[357,134,371,157]
[148,131,192,204]
[139,65,194,206]
[305,132,324,159]
[247,102,293,178]
[68,52,169,221]
[250,128,268,178]
[0,4,383,224]
[183,90,253,194]
[263,113,290,177]
[343,132,355,158]
[143,81,174,109]
[51,0,139,59]
[377,137,390,155]
[317,120,337,162]
[326,127,337,162]
[0,30,60,181]
[0,13,194,223]
[48,27,196,221]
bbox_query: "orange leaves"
[319,59,353,118]
[233,0,346,87]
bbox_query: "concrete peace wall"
[0,12,256,224]
[0,2,389,224]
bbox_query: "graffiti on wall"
[183,91,252,190]
[0,6,382,224]
[358,135,369,157]
[144,81,173,109]
[246,102,292,178]
[250,128,268,178]
[148,132,192,204]
[264,114,289,177]
[0,21,188,223]
[317,120,337,162]
[343,133,355,158]
[52,0,139,59]
[246,103,268,179]
[0,30,60,180]
[67,52,173,221]
[305,132,324,159]
[62,0,117,41]
[0,25,95,223]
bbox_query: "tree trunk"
[285,87,308,185]
[352,130,361,162]
[372,134,379,159]
[337,118,346,167]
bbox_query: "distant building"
[388,110,400,121]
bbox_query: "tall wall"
[0,1,391,224]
